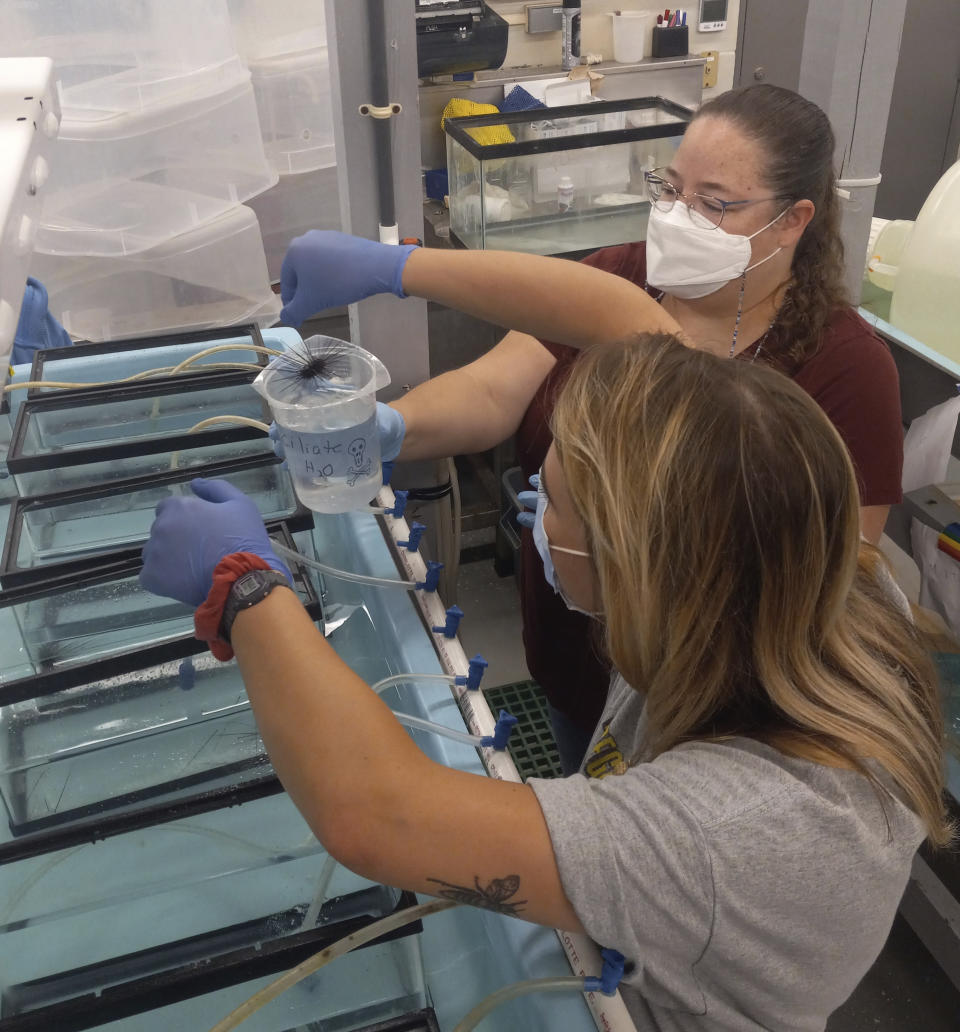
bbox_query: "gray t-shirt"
[529,675,925,1031]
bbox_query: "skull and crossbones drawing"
[346,437,373,487]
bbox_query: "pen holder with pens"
[651,25,688,58]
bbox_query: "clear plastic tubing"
[371,673,457,695]
[206,899,461,1032]
[273,540,418,590]
[453,977,590,1032]
[393,711,485,747]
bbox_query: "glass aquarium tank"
[444,95,691,256]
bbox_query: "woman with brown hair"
[279,84,904,773]
[141,329,949,1031]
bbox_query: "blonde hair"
[551,333,952,846]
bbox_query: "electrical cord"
[206,899,461,1032]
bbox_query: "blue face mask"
[531,472,599,618]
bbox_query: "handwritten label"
[277,413,377,485]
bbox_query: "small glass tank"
[445,95,691,256]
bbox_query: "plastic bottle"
[561,0,581,71]
[557,175,575,213]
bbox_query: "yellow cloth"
[441,98,515,147]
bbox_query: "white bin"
[0,0,245,119]
[251,48,336,176]
[248,166,341,281]
[37,78,278,257]
[32,206,280,342]
[228,0,327,63]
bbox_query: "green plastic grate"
[483,680,563,780]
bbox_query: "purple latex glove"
[280,230,417,326]
[140,478,291,608]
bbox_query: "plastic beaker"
[253,335,390,514]
[609,12,655,63]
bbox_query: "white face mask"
[646,203,788,299]
[531,474,600,619]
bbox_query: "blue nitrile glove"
[268,402,406,463]
[140,478,292,608]
[516,473,539,529]
[12,277,72,366]
[280,230,418,327]
[378,402,406,462]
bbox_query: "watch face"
[236,573,266,599]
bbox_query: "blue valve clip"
[432,605,463,639]
[416,560,444,593]
[381,460,395,486]
[385,489,408,518]
[398,520,426,552]
[480,709,518,750]
[583,948,626,997]
[178,657,196,692]
[454,654,488,691]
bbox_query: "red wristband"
[194,552,274,661]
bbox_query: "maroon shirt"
[515,242,904,733]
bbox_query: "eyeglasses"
[643,168,789,230]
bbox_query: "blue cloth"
[12,277,72,366]
[499,86,547,113]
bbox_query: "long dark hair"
[552,333,951,846]
[692,85,848,367]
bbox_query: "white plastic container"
[248,166,340,281]
[227,0,328,63]
[250,48,336,176]
[866,218,914,292]
[609,11,656,63]
[0,0,245,120]
[253,337,390,514]
[890,160,960,362]
[36,78,278,258]
[31,206,280,342]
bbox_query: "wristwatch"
[219,569,290,643]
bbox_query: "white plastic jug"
[890,160,960,362]
[253,336,390,513]
[866,218,914,293]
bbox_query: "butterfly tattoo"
[427,874,527,916]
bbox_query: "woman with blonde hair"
[142,323,948,1029]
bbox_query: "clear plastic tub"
[227,0,328,63]
[251,47,337,176]
[248,166,340,281]
[31,206,281,342]
[36,78,278,257]
[0,0,246,121]
[890,160,960,362]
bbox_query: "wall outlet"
[700,50,719,89]
[526,4,563,34]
